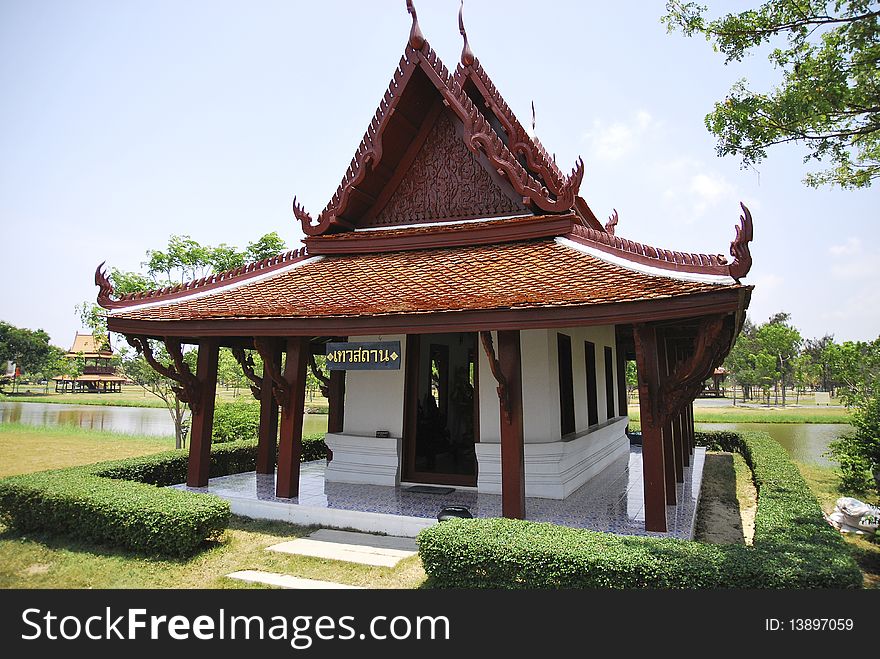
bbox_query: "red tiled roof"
[111,239,740,323]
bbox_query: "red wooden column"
[498,330,525,520]
[633,324,667,532]
[325,370,345,462]
[616,345,628,418]
[257,342,281,474]
[688,401,696,452]
[187,339,220,488]
[327,370,345,434]
[276,337,310,499]
[657,335,678,501]
[678,408,690,468]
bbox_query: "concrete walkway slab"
[309,529,418,552]
[226,570,362,589]
[267,530,417,567]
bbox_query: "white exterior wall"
[325,334,406,487]
[327,327,628,498]
[475,325,628,498]
[341,334,406,437]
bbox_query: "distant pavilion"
[93,3,753,533]
[53,333,127,393]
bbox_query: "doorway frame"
[401,333,479,487]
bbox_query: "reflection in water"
[0,401,329,438]
[696,422,850,466]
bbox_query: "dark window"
[585,341,598,427]
[557,334,575,436]
[604,346,616,421]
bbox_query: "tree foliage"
[0,321,53,379]
[663,0,880,188]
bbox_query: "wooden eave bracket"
[125,335,202,414]
[479,331,511,424]
[253,338,291,412]
[657,315,733,426]
[231,346,262,400]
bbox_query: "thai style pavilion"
[94,3,753,533]
[52,333,127,393]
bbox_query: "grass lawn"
[0,517,426,589]
[0,423,175,478]
[627,403,849,424]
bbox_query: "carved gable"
[367,112,525,227]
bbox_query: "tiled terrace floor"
[178,446,705,539]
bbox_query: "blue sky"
[1,0,878,347]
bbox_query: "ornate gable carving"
[367,112,525,227]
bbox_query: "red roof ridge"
[96,247,311,310]
[454,58,567,194]
[294,9,587,237]
[564,202,754,282]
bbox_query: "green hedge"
[417,431,863,588]
[212,401,260,443]
[0,433,328,557]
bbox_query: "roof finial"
[459,1,475,66]
[728,202,754,282]
[531,101,536,133]
[406,0,425,49]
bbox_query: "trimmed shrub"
[417,431,863,589]
[212,401,261,443]
[0,470,228,557]
[0,433,329,556]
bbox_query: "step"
[226,570,362,590]
[267,530,417,567]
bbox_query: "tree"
[826,337,880,492]
[120,342,194,448]
[0,321,54,391]
[246,232,287,262]
[724,316,759,401]
[79,231,288,445]
[791,352,820,404]
[803,333,838,392]
[663,1,880,188]
[755,314,802,405]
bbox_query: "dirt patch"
[695,452,756,545]
[21,563,51,576]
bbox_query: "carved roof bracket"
[479,331,511,424]
[728,202,754,283]
[125,335,202,414]
[308,353,331,398]
[658,315,732,426]
[231,346,262,400]
[253,338,290,412]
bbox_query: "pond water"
[696,422,850,466]
[0,401,847,465]
[0,401,329,438]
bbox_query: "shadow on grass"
[695,452,746,545]
[226,515,317,539]
[0,523,204,565]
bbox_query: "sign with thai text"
[325,341,401,370]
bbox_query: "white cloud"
[657,157,739,222]
[829,237,861,257]
[828,237,880,280]
[583,110,658,161]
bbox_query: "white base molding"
[323,432,402,486]
[475,416,630,499]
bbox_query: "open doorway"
[403,333,478,486]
